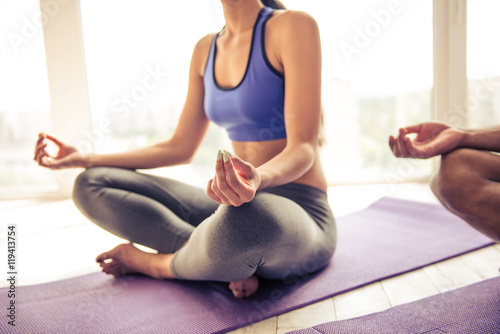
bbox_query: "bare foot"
[229,275,259,299]
[95,243,175,279]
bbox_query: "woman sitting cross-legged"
[33,0,337,299]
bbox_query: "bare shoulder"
[268,10,319,37]
[191,33,218,76]
[193,33,216,53]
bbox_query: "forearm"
[257,142,316,189]
[460,126,500,153]
[84,140,192,169]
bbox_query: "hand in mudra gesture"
[206,150,262,207]
[389,122,465,159]
[33,133,85,169]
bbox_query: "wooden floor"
[1,183,498,333]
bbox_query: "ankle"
[154,253,175,279]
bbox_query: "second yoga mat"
[0,197,493,333]
[288,275,500,334]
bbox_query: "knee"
[431,148,482,214]
[72,167,109,207]
[204,196,284,257]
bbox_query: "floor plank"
[227,316,277,334]
[461,246,500,280]
[276,299,335,334]
[333,282,391,321]
[381,269,439,307]
[423,257,482,293]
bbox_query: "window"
[0,1,57,196]
[467,0,500,128]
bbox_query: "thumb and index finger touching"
[39,132,66,148]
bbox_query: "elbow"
[160,151,194,167]
[286,140,317,168]
[298,141,318,161]
[181,152,195,165]
[176,146,198,165]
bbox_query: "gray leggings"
[73,167,337,282]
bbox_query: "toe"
[232,289,245,299]
[96,251,110,263]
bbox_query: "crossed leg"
[431,148,500,243]
[73,168,335,299]
[95,243,260,298]
[72,167,259,297]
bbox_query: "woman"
[33,0,336,298]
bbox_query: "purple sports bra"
[203,7,286,142]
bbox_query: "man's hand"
[389,122,465,159]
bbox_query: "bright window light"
[288,0,433,183]
[467,0,500,128]
[0,0,57,196]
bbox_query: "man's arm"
[461,126,500,153]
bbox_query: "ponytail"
[261,0,286,10]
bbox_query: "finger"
[404,136,430,159]
[206,179,224,204]
[36,133,45,146]
[223,153,252,205]
[37,132,45,141]
[389,136,404,158]
[398,138,410,158]
[403,136,421,158]
[388,135,396,153]
[207,151,229,204]
[37,151,50,166]
[220,152,244,205]
[213,151,238,204]
[40,153,62,169]
[402,123,422,134]
[229,154,253,177]
[390,135,405,158]
[44,133,65,148]
[214,150,227,188]
[211,176,233,205]
[34,133,45,157]
[395,134,410,158]
[33,143,48,161]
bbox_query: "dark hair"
[261,0,286,10]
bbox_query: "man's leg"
[431,148,500,242]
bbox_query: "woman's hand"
[206,150,261,207]
[33,133,86,169]
[389,122,465,159]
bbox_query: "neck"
[221,0,264,35]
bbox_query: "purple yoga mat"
[288,276,500,334]
[0,197,493,334]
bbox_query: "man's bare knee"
[430,148,491,220]
[430,148,500,241]
[432,149,473,202]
